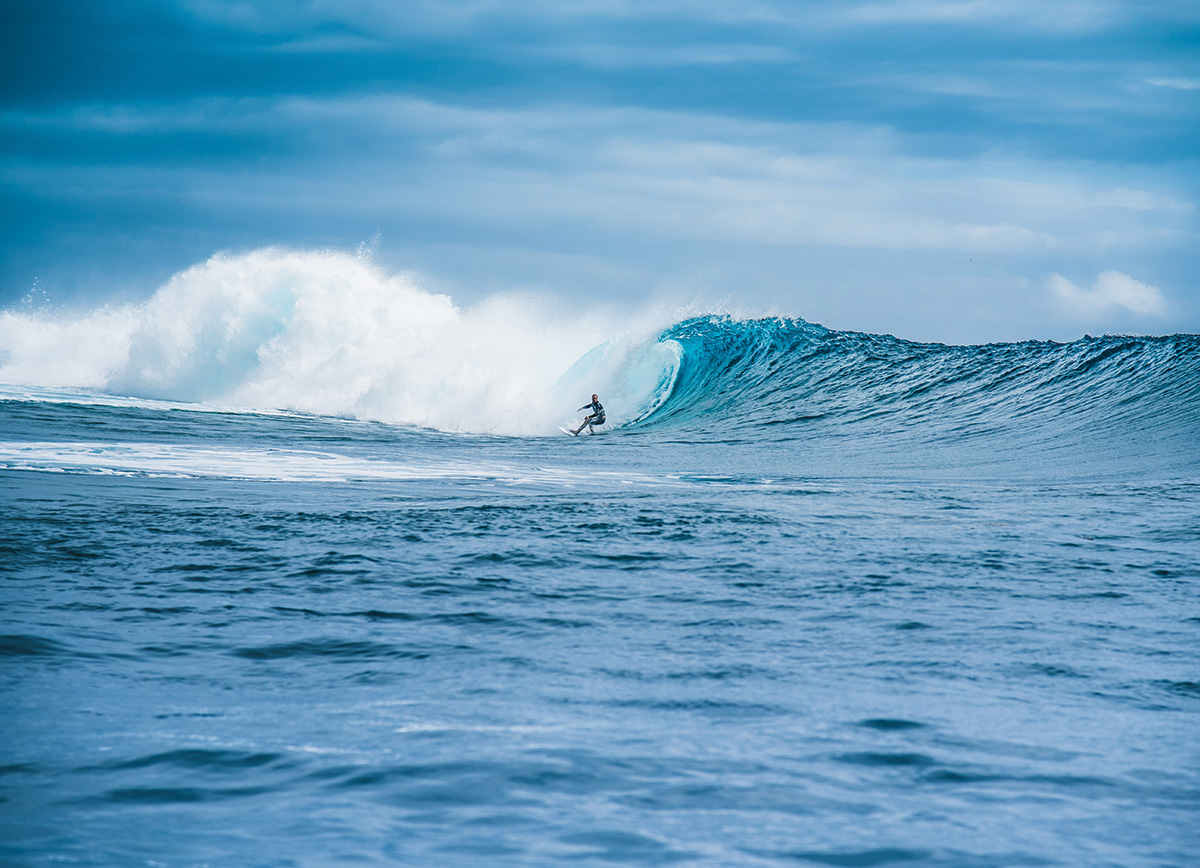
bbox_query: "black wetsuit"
[578,399,605,431]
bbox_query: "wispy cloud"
[531,42,798,70]
[177,0,1191,35]
[1145,77,1200,90]
[1049,271,1167,318]
[837,0,1121,30]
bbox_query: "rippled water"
[3,379,1199,867]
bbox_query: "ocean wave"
[637,316,1200,469]
[2,248,1198,462]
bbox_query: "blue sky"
[2,0,1198,342]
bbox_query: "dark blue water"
[3,317,1199,867]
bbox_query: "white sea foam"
[0,248,680,435]
[0,441,682,485]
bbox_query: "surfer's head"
[592,394,598,402]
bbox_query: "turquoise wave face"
[631,316,1200,477]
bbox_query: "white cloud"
[1049,271,1167,317]
[1146,77,1200,90]
[532,41,798,69]
[1092,187,1191,211]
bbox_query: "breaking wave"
[2,246,1198,471]
[0,248,679,435]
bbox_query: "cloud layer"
[1,0,1197,341]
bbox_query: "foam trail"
[0,248,677,435]
[0,441,683,485]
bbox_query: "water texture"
[2,300,1199,867]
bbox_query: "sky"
[1,0,1198,343]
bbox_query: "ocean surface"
[2,251,1199,867]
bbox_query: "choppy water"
[2,259,1200,867]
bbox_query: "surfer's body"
[571,395,605,436]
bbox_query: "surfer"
[572,394,605,435]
